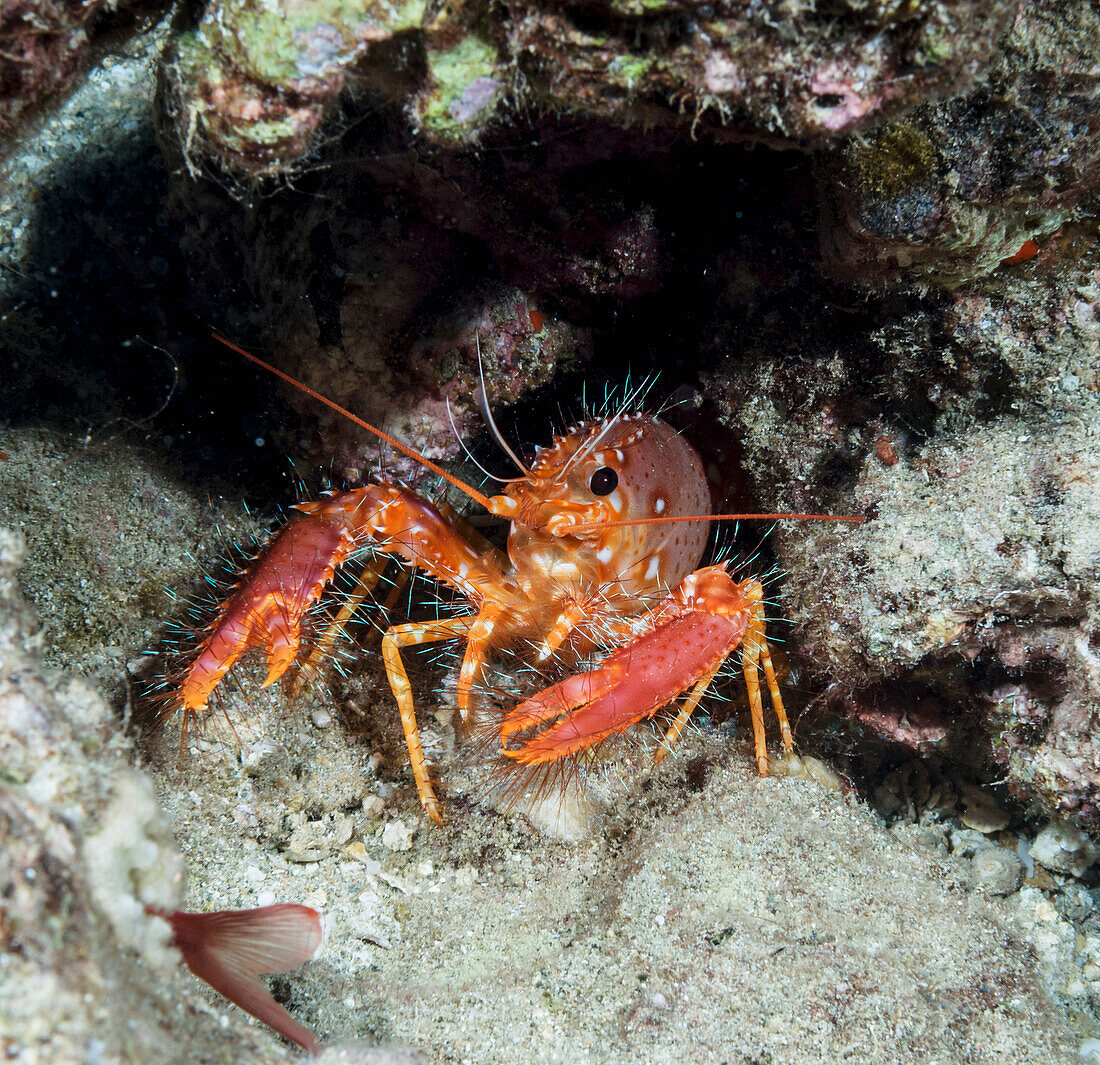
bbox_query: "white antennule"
[476,333,531,476]
[445,396,523,485]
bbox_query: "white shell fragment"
[770,751,844,793]
[1030,820,1100,877]
[381,819,417,851]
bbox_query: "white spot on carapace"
[596,546,614,564]
[458,562,469,578]
[608,490,624,514]
[654,497,666,514]
[531,551,580,581]
[645,556,661,580]
[614,449,624,462]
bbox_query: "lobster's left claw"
[500,612,741,765]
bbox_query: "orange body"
[177,412,790,823]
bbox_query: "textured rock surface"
[0,528,294,1065]
[155,714,1085,1064]
[820,0,1100,288]
[502,0,1013,144]
[708,255,1100,819]
[158,0,1016,175]
[0,0,168,148]
[159,0,426,177]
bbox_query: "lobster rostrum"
[176,337,853,824]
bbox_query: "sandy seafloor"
[0,418,1093,1065]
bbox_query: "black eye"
[589,466,618,496]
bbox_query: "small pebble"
[286,846,329,864]
[240,738,286,771]
[311,709,333,728]
[381,819,416,852]
[949,827,990,857]
[256,890,276,907]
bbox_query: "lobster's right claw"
[177,511,351,716]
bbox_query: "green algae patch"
[608,54,654,92]
[421,34,501,141]
[171,28,220,93]
[206,0,427,89]
[609,0,676,12]
[849,120,939,199]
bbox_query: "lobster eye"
[589,466,618,496]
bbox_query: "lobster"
[174,336,859,824]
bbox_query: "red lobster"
[176,337,858,824]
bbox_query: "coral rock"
[1031,821,1100,877]
[821,0,1100,288]
[160,0,427,176]
[0,0,167,149]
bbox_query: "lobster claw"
[178,506,358,715]
[499,611,745,765]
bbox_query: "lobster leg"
[290,552,393,695]
[652,662,723,763]
[381,616,477,825]
[455,601,507,722]
[740,599,791,772]
[533,600,592,663]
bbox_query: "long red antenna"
[211,332,494,510]
[577,512,864,532]
[212,331,863,529]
